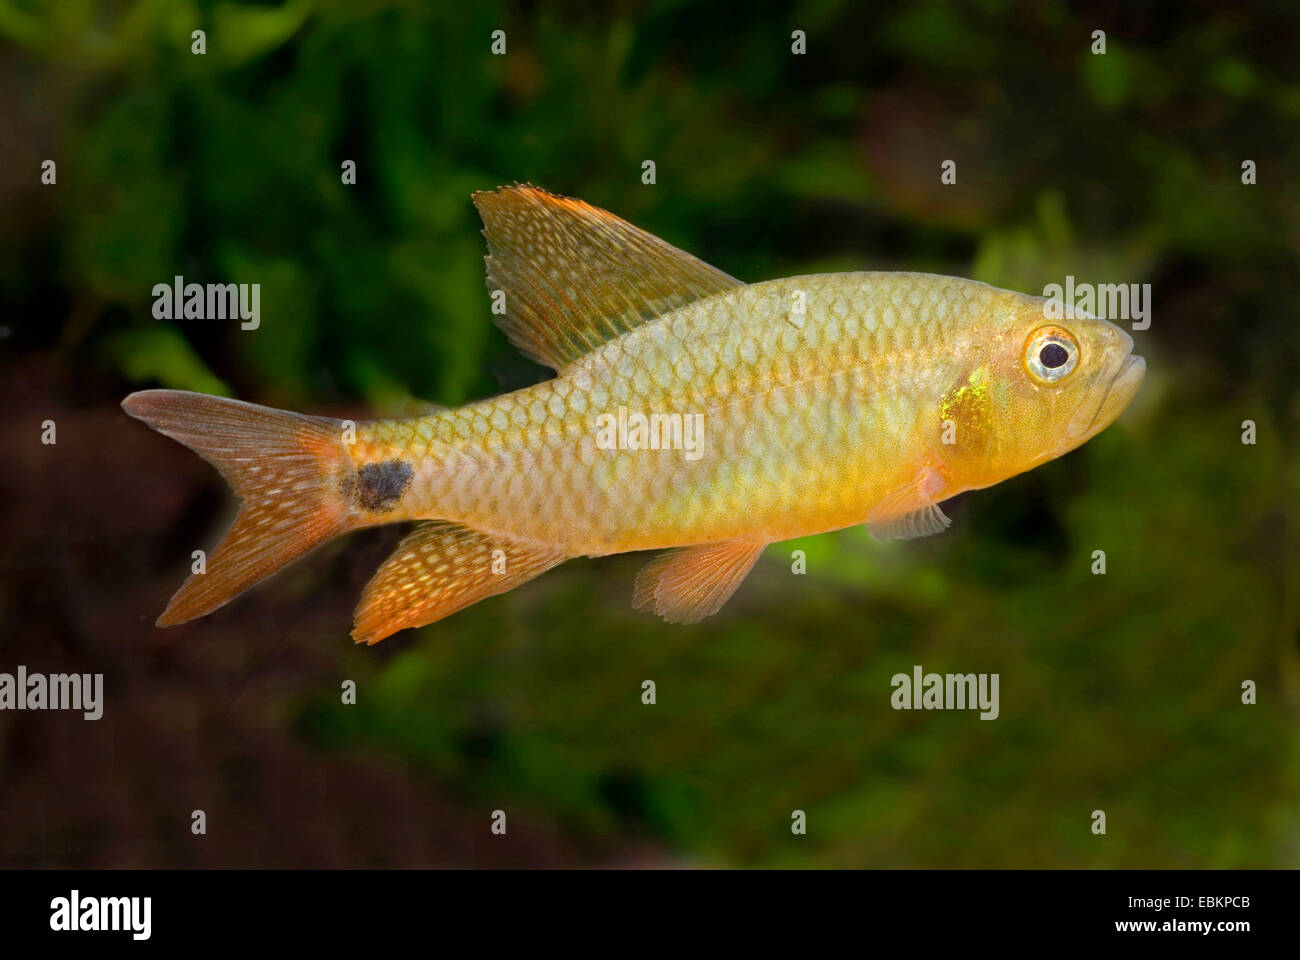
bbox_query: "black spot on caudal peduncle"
[354,460,413,512]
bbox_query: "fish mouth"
[1066,338,1146,441]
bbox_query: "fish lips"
[1065,331,1146,441]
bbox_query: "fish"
[123,184,1145,644]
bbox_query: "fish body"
[124,186,1144,643]
[353,272,1137,552]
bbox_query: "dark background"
[0,0,1296,867]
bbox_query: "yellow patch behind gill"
[939,365,997,463]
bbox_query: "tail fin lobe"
[122,389,351,626]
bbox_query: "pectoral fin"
[632,540,766,624]
[866,468,952,541]
[352,522,566,644]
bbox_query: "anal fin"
[632,540,766,624]
[352,522,566,644]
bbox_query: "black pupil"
[1040,343,1070,369]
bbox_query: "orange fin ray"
[352,522,567,644]
[471,184,744,371]
[632,540,766,624]
[122,389,350,626]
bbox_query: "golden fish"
[123,185,1145,643]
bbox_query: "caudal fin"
[122,389,352,626]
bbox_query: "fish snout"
[1065,322,1144,440]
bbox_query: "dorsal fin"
[471,184,744,371]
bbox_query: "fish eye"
[1024,326,1079,384]
[1040,343,1069,368]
